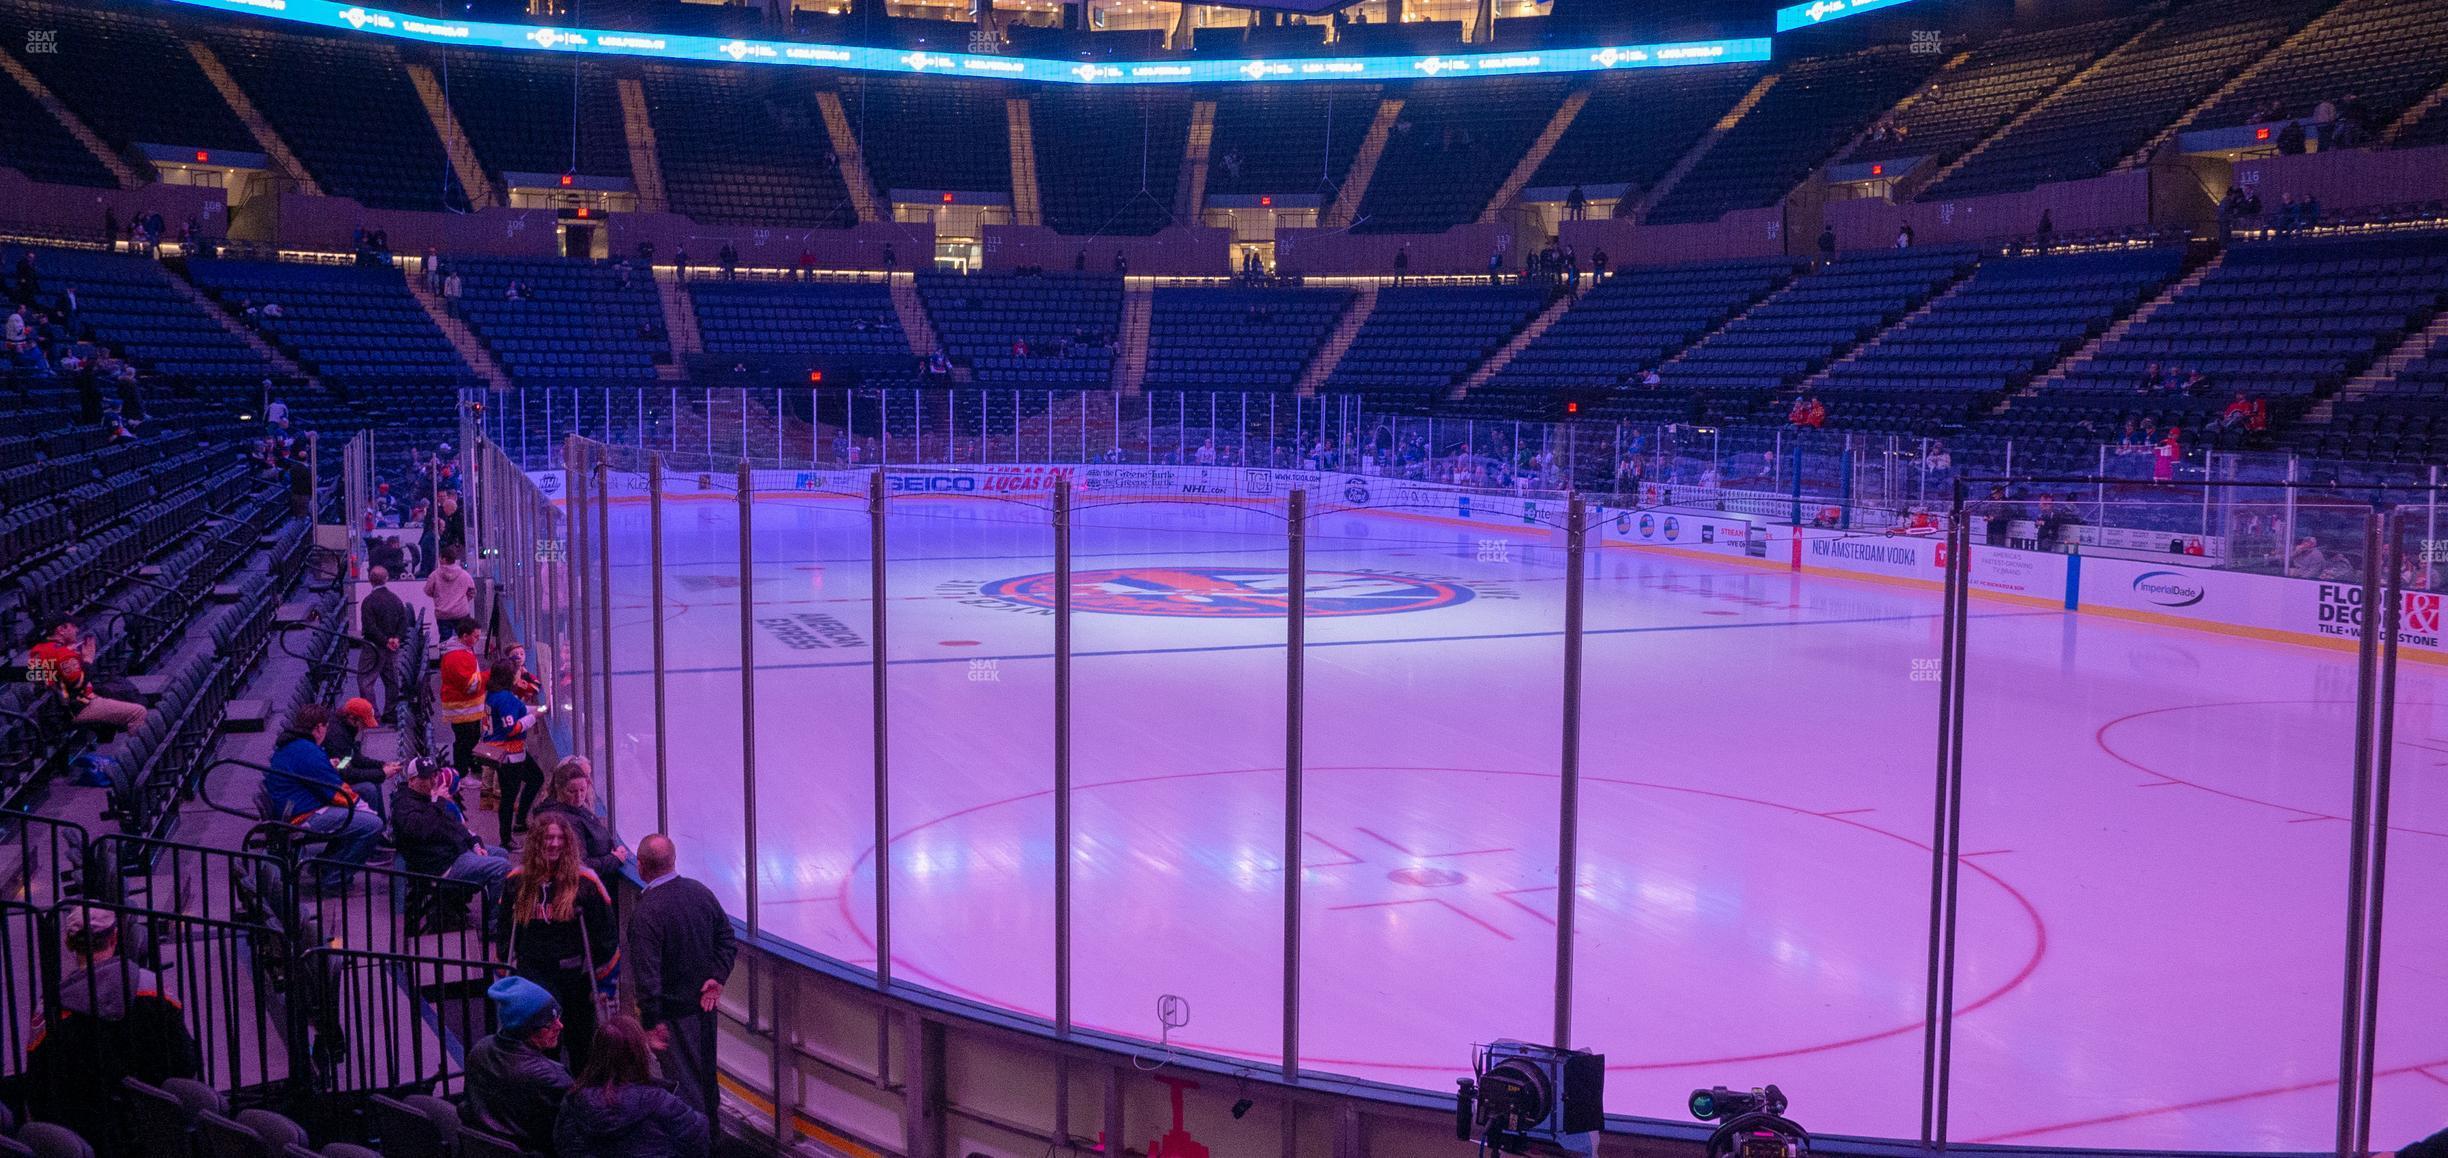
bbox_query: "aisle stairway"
[1295,284,1379,396]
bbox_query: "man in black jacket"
[628,834,738,1118]
[465,976,572,1153]
[391,757,510,904]
[357,566,415,724]
[27,907,202,1145]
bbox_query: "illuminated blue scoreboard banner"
[163,0,1771,85]
[1775,0,1921,32]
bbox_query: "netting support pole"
[1052,479,1074,1037]
[2335,508,2387,1158]
[649,451,672,834]
[1552,495,1587,1050]
[871,468,894,991]
[593,451,615,841]
[1920,480,1971,1149]
[737,460,760,937]
[1282,489,1307,1082]
[2353,512,2405,1157]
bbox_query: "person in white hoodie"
[425,544,476,624]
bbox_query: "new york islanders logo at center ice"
[980,567,1474,618]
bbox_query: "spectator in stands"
[1195,438,1217,466]
[25,615,98,681]
[1113,252,1128,276]
[532,756,627,881]
[427,544,476,623]
[26,906,202,1145]
[2153,427,2182,482]
[12,251,36,308]
[718,242,737,281]
[284,445,314,519]
[267,704,390,892]
[1565,185,1587,222]
[1894,225,1914,249]
[2301,194,2322,233]
[359,566,414,724]
[2290,535,2329,576]
[2138,362,2165,395]
[1591,249,1608,284]
[1393,245,1409,283]
[1487,248,1504,285]
[437,489,467,558]
[674,247,690,280]
[45,657,145,737]
[624,833,736,1121]
[2035,210,2055,255]
[484,656,545,845]
[1817,226,1837,267]
[440,617,489,795]
[2218,393,2253,432]
[882,242,896,273]
[325,697,395,822]
[392,756,511,909]
[499,813,619,1073]
[2278,120,2307,155]
[554,1014,708,1158]
[467,976,574,1153]
[444,269,463,300]
[2276,195,2302,236]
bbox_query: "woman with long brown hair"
[529,756,629,881]
[553,1015,707,1157]
[496,812,618,1071]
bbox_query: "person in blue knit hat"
[463,976,573,1154]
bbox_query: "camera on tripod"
[1689,1084,1809,1158]
[1454,1040,1605,1156]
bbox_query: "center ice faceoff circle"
[978,567,1477,618]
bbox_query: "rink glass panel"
[748,472,888,974]
[877,485,1059,1016]
[1069,484,1289,1062]
[1294,485,1563,1090]
[1569,507,1945,1135]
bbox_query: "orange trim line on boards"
[715,1071,884,1158]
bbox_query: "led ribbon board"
[1775,0,1921,33]
[162,0,1770,84]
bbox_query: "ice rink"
[587,488,2447,1151]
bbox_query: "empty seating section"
[434,51,630,183]
[916,272,1122,387]
[1029,89,1193,236]
[1143,286,1354,392]
[446,258,670,382]
[1529,67,1765,200]
[690,280,915,364]
[3,247,273,384]
[1926,0,2329,201]
[0,65,112,187]
[1848,19,2142,167]
[1323,286,1551,410]
[2307,392,2448,460]
[1818,248,2188,433]
[0,3,253,160]
[2050,238,2448,399]
[1646,48,1936,225]
[2193,0,2448,130]
[1476,260,1794,410]
[1206,85,1380,201]
[642,65,857,228]
[1354,78,1571,234]
[1663,247,1979,393]
[184,261,473,389]
[205,28,466,211]
[838,77,1011,196]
